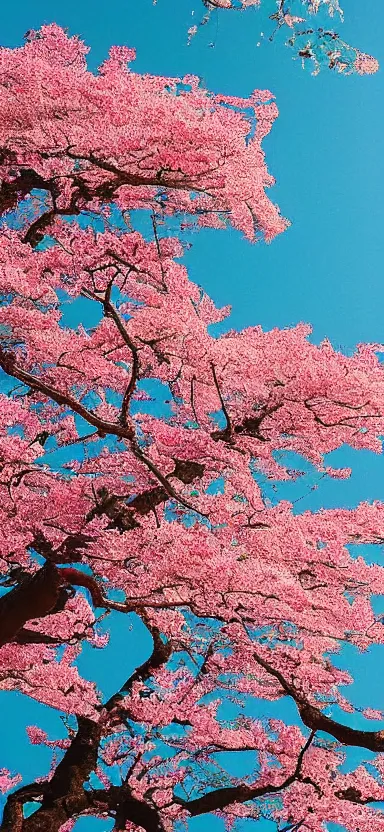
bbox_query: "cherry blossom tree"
[189,0,379,77]
[0,24,286,244]
[1,23,384,832]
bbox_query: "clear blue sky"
[0,2,383,830]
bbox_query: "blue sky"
[1,1,384,830]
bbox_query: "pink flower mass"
[0,20,382,832]
[354,52,380,76]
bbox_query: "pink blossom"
[354,52,379,75]
[0,768,21,794]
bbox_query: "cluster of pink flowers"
[0,22,381,832]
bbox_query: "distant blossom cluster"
[188,0,379,77]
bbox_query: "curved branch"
[253,651,384,752]
[0,718,100,832]
[0,347,134,440]
[210,361,232,440]
[177,730,315,816]
[0,347,204,517]
[81,282,139,427]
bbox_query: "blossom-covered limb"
[254,651,384,752]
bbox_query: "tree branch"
[253,651,384,752]
[210,362,232,441]
[0,718,101,832]
[0,561,63,647]
[0,347,205,517]
[176,730,315,816]
[81,282,139,428]
[0,347,134,441]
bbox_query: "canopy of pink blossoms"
[0,23,383,832]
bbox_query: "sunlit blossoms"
[0,25,286,243]
[0,22,383,832]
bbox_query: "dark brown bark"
[0,166,50,219]
[87,459,205,532]
[298,702,384,752]
[0,561,62,646]
[178,783,264,816]
[177,729,315,816]
[0,616,172,830]
[0,784,43,832]
[32,530,94,564]
[0,718,100,832]
[13,628,62,645]
[113,795,164,831]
